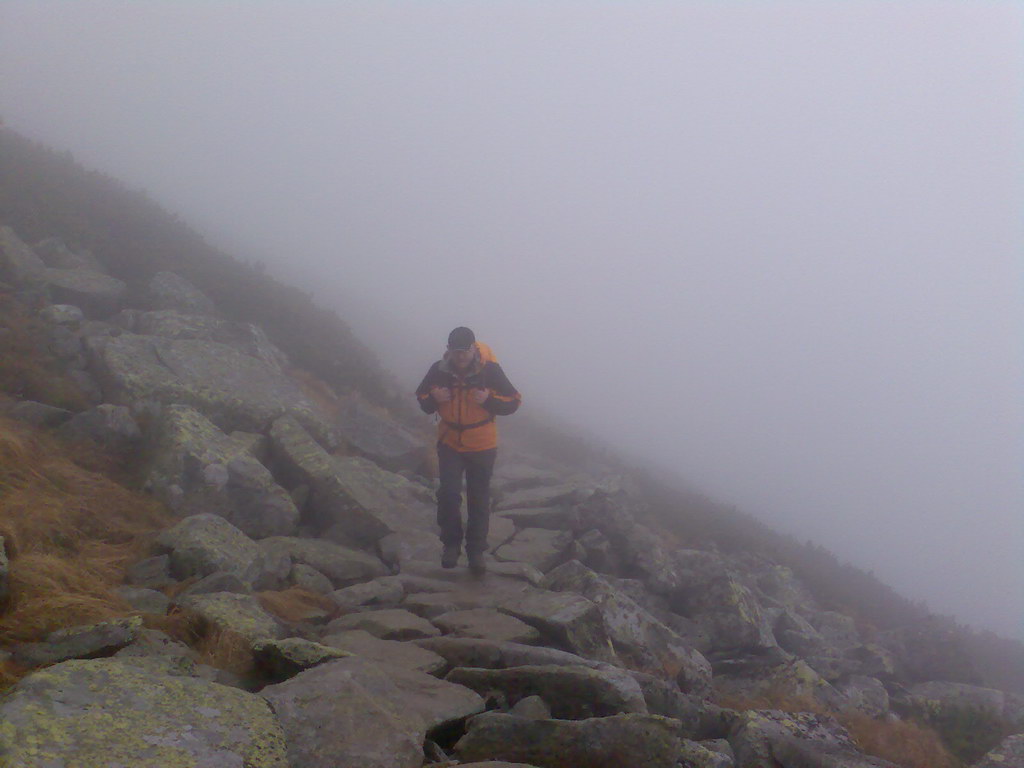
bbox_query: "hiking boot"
[467,552,487,577]
[441,544,460,569]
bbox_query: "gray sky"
[2,1,1022,638]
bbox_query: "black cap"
[447,326,476,350]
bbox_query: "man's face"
[449,346,474,370]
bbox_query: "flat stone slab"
[261,536,389,588]
[253,637,352,680]
[262,656,483,768]
[0,659,288,767]
[446,664,647,719]
[496,589,618,665]
[320,630,446,674]
[12,617,142,668]
[433,609,541,645]
[177,592,284,645]
[496,483,580,511]
[493,528,574,573]
[415,637,602,673]
[455,711,684,768]
[44,267,127,317]
[498,507,573,530]
[325,608,442,640]
[157,513,263,584]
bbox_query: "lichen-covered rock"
[686,575,777,653]
[325,608,441,640]
[177,592,284,645]
[269,416,393,546]
[157,513,264,584]
[679,739,734,768]
[496,589,618,664]
[838,675,890,717]
[144,271,217,315]
[414,637,603,674]
[974,733,1024,768]
[34,237,104,272]
[147,405,298,538]
[6,400,74,427]
[0,658,288,767]
[290,562,334,594]
[0,225,47,285]
[44,267,127,317]
[543,560,711,695]
[454,711,684,768]
[729,709,879,768]
[115,585,171,615]
[320,629,446,674]
[113,628,200,677]
[262,656,483,768]
[252,637,351,680]
[446,664,647,719]
[331,575,405,610]
[12,616,142,668]
[499,506,574,531]
[261,535,389,587]
[86,332,331,440]
[336,395,427,473]
[57,403,141,451]
[497,483,581,511]
[38,303,85,325]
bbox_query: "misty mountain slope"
[0,129,1021,766]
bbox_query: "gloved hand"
[431,387,452,403]
[471,388,489,404]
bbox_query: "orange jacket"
[415,341,521,452]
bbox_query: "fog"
[2,2,1021,638]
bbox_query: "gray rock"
[12,616,142,667]
[144,270,217,315]
[728,709,886,768]
[687,576,777,653]
[6,400,73,428]
[629,672,702,737]
[261,535,389,587]
[679,739,734,768]
[146,404,299,538]
[446,664,647,719]
[326,608,442,640]
[811,611,862,651]
[0,658,288,766]
[497,483,581,511]
[0,535,8,604]
[433,608,541,644]
[114,586,170,615]
[44,267,126,317]
[126,554,173,588]
[455,711,685,768]
[511,695,552,719]
[134,310,290,371]
[543,560,711,695]
[113,628,200,677]
[498,507,573,530]
[321,629,447,674]
[230,429,270,462]
[775,608,830,657]
[0,226,47,285]
[496,588,618,664]
[331,575,406,610]
[157,513,264,584]
[262,656,484,768]
[178,570,251,598]
[492,463,565,494]
[494,528,575,573]
[253,637,351,680]
[290,563,334,594]
[38,303,84,325]
[838,675,890,717]
[974,733,1024,768]
[903,680,1021,729]
[57,403,141,450]
[87,332,331,440]
[177,591,285,645]
[415,636,603,673]
[33,237,104,272]
[269,416,393,546]
[336,395,427,473]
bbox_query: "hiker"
[416,326,521,575]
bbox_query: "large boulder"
[335,395,427,473]
[325,608,441,641]
[144,271,217,315]
[974,733,1024,768]
[86,332,332,440]
[445,664,647,719]
[268,416,393,547]
[260,535,389,587]
[176,592,285,645]
[157,513,265,584]
[44,267,127,317]
[454,711,684,768]
[146,405,298,538]
[415,636,604,673]
[261,656,484,768]
[34,237,104,272]
[0,659,288,767]
[542,560,711,695]
[0,225,47,285]
[57,403,141,452]
[497,483,581,511]
[496,589,617,664]
[12,617,142,668]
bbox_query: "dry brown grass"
[256,586,335,624]
[0,417,170,644]
[713,688,962,768]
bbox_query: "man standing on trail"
[416,327,521,576]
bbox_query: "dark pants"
[436,443,497,555]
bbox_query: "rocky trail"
[0,224,1020,767]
